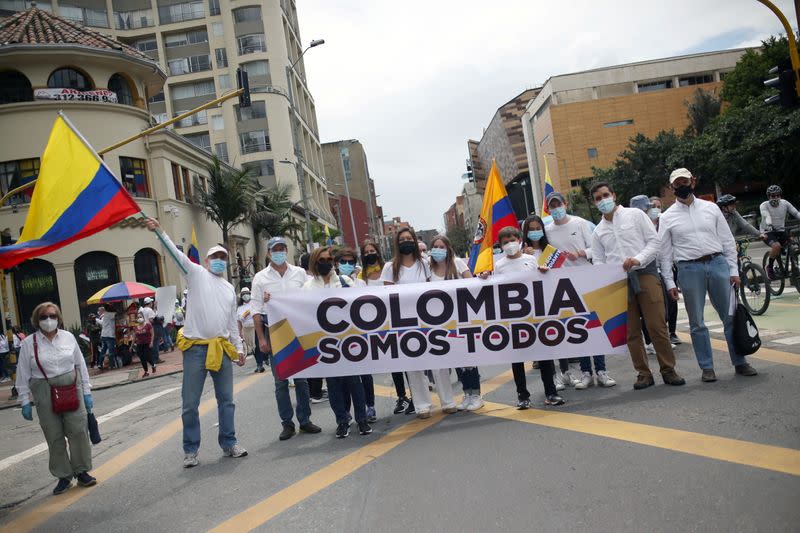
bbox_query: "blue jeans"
[327,376,367,424]
[268,352,311,426]
[360,375,375,407]
[181,345,237,454]
[98,336,117,369]
[579,355,606,374]
[677,254,746,369]
[460,367,481,393]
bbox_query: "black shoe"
[701,369,717,382]
[53,477,72,495]
[259,367,266,373]
[366,406,378,423]
[393,397,409,414]
[254,368,260,374]
[299,422,322,434]
[662,371,686,386]
[544,394,564,406]
[336,423,350,438]
[669,333,681,345]
[404,399,415,415]
[633,374,655,390]
[76,472,97,487]
[279,424,296,441]
[358,421,373,435]
[516,399,531,410]
[735,363,758,376]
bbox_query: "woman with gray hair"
[15,302,96,495]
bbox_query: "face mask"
[317,262,333,276]
[430,248,448,263]
[271,251,287,266]
[209,258,227,275]
[648,207,661,220]
[551,206,567,221]
[39,318,58,332]
[137,317,145,324]
[364,253,379,265]
[502,241,521,256]
[596,198,615,214]
[769,199,780,208]
[398,241,416,255]
[242,295,251,302]
[338,263,355,276]
[674,184,693,199]
[527,230,544,242]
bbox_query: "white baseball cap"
[669,168,693,184]
[143,297,153,304]
[206,245,228,258]
[240,287,250,293]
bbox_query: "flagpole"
[138,212,189,275]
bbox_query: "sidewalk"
[0,348,184,410]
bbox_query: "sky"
[298,0,796,232]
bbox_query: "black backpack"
[732,298,761,356]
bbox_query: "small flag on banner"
[537,244,567,269]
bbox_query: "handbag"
[730,289,761,356]
[87,412,102,444]
[33,335,80,414]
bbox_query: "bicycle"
[736,239,770,315]
[761,227,800,297]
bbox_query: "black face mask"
[364,253,379,265]
[398,241,416,255]
[674,184,693,199]
[317,262,333,276]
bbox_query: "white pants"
[407,369,455,413]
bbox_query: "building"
[415,229,438,247]
[443,198,464,232]
[460,180,482,237]
[466,139,486,192]
[521,49,749,213]
[1,0,336,238]
[0,7,261,329]
[321,139,384,250]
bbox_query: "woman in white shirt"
[382,228,456,418]
[16,302,96,495]
[430,235,483,411]
[237,287,260,372]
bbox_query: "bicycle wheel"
[762,251,785,296]
[740,263,770,315]
[790,252,800,291]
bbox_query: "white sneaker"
[457,395,472,411]
[183,453,199,468]
[645,343,656,355]
[466,395,484,411]
[562,370,577,386]
[223,444,248,458]
[596,370,616,387]
[554,373,566,391]
[574,371,593,389]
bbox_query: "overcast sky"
[299,0,796,232]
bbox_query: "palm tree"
[195,156,263,278]
[251,182,304,247]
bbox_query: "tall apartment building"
[0,0,335,234]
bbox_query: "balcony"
[157,1,204,24]
[174,110,208,128]
[59,5,109,27]
[237,34,266,56]
[168,55,212,76]
[114,9,154,29]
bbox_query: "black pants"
[136,344,154,371]
[392,372,407,398]
[558,359,569,373]
[309,378,324,399]
[361,375,375,407]
[513,360,556,400]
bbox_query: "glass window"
[242,159,274,177]
[171,80,215,99]
[168,58,189,75]
[236,101,266,120]
[215,142,229,162]
[215,48,228,67]
[233,6,261,22]
[218,74,231,90]
[135,38,158,52]
[74,252,120,323]
[241,60,268,76]
[212,22,224,37]
[208,0,220,16]
[211,114,224,130]
[237,33,266,55]
[239,130,269,153]
[172,163,183,200]
[158,1,204,24]
[48,68,92,90]
[134,249,162,287]
[186,133,211,151]
[175,109,208,127]
[587,147,598,159]
[678,74,714,87]
[148,92,165,103]
[119,157,149,197]
[182,167,193,200]
[603,119,634,128]
[637,79,673,93]
[13,259,60,334]
[0,158,39,203]
[0,70,33,104]
[108,74,133,105]
[115,9,154,29]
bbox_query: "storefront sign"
[34,88,118,103]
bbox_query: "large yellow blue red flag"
[468,160,517,273]
[541,157,556,217]
[0,115,140,269]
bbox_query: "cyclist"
[716,194,764,241]
[760,185,800,280]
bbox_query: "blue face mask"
[429,248,448,263]
[338,263,355,276]
[596,198,616,214]
[209,259,227,275]
[527,230,544,242]
[550,206,567,221]
[271,251,287,266]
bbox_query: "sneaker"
[544,394,565,406]
[735,363,758,376]
[404,399,416,415]
[53,477,72,494]
[310,396,328,404]
[633,374,655,390]
[76,472,97,487]
[416,410,431,419]
[645,343,656,355]
[516,398,531,410]
[662,371,686,386]
[142,372,149,377]
[466,395,484,411]
[336,423,350,438]
[669,333,681,345]
[701,369,717,382]
[358,421,373,435]
[562,370,577,386]
[299,422,322,434]
[766,264,777,281]
[366,406,377,423]
[457,395,472,411]
[393,397,410,414]
[279,424,296,441]
[574,371,593,389]
[596,370,616,387]
[223,444,248,458]
[183,453,199,468]
[0,377,10,383]
[554,373,566,391]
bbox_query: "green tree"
[311,221,341,246]
[685,88,721,136]
[251,182,304,246]
[720,35,795,109]
[446,226,470,257]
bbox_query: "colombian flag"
[468,160,517,274]
[0,115,140,269]
[541,157,556,217]
[188,226,200,264]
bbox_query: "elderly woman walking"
[15,302,96,495]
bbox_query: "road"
[0,297,798,532]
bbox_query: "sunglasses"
[39,313,58,320]
[339,259,357,265]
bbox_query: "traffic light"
[236,68,251,108]
[764,64,798,108]
[462,160,474,181]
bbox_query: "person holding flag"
[468,160,517,274]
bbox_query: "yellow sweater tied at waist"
[176,329,239,372]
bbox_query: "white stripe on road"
[0,386,180,473]
[676,319,690,325]
[772,335,800,346]
[709,327,725,333]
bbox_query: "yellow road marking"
[676,332,800,367]
[2,373,263,533]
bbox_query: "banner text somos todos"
[266,264,628,379]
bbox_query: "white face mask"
[137,317,145,324]
[39,318,58,333]
[242,294,251,302]
[502,241,521,257]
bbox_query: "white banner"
[155,285,177,323]
[34,88,118,103]
[266,264,629,379]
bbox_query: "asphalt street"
[0,295,798,533]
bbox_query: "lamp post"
[285,38,325,252]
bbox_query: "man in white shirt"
[140,297,156,323]
[145,218,247,468]
[590,182,685,390]
[658,168,757,381]
[545,191,615,389]
[251,236,321,441]
[96,306,119,370]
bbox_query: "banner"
[34,88,118,103]
[266,264,628,380]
